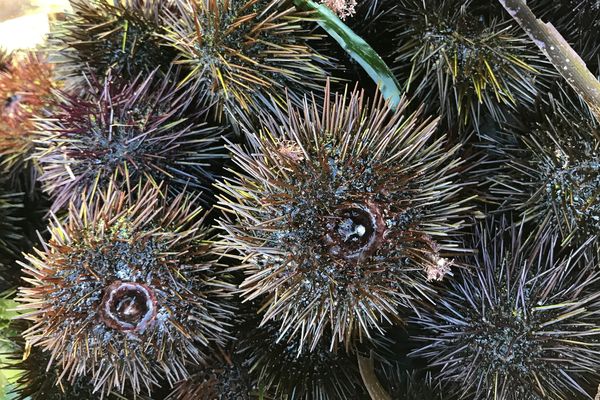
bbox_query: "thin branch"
[498,0,600,123]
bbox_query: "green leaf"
[294,0,402,110]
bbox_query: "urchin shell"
[238,320,366,400]
[16,181,234,397]
[53,0,179,83]
[217,84,471,350]
[486,88,599,245]
[162,0,333,121]
[390,0,550,126]
[36,71,229,214]
[0,52,56,180]
[410,217,600,400]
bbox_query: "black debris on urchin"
[390,0,551,127]
[15,181,234,398]
[238,320,367,400]
[410,217,600,400]
[162,0,334,122]
[53,0,179,83]
[217,83,471,350]
[36,71,229,214]
[485,88,599,245]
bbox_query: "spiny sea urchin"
[410,217,600,400]
[2,334,131,400]
[16,181,234,397]
[0,52,56,182]
[36,71,229,214]
[486,88,599,245]
[390,0,549,127]
[53,0,179,83]
[0,183,24,289]
[166,349,252,400]
[217,84,471,350]
[238,320,366,400]
[162,0,333,121]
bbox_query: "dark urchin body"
[410,218,600,400]
[162,0,333,122]
[15,182,234,397]
[36,72,228,214]
[390,0,550,128]
[53,0,179,84]
[217,84,471,350]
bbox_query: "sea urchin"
[410,217,600,400]
[36,71,228,213]
[16,181,233,397]
[217,84,471,350]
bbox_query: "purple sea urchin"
[36,72,228,214]
[390,0,549,126]
[217,84,471,349]
[410,218,600,400]
[16,181,233,397]
[487,89,599,244]
[53,0,179,82]
[162,0,333,121]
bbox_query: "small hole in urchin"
[325,202,385,260]
[99,281,157,332]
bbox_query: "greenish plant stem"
[293,0,402,110]
[498,0,600,123]
[357,352,391,400]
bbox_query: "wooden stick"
[498,0,600,123]
[357,352,391,400]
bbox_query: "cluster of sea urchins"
[1,0,600,399]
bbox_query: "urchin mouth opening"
[99,281,157,332]
[326,202,386,259]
